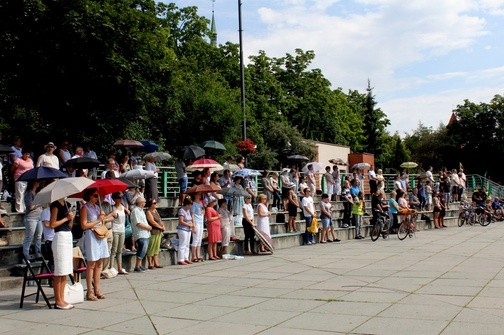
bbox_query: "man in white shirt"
[101,158,120,179]
[36,142,59,169]
[323,166,334,201]
[302,188,316,245]
[368,165,378,195]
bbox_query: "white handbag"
[64,282,84,304]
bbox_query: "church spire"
[210,0,217,47]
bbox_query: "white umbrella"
[302,162,324,173]
[120,168,156,180]
[33,177,95,206]
[143,152,172,162]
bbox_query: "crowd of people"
[2,134,501,310]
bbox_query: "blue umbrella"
[17,166,67,182]
[140,140,158,153]
[232,168,261,178]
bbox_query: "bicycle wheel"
[382,224,389,239]
[370,221,381,241]
[457,212,465,227]
[480,214,491,227]
[397,221,408,240]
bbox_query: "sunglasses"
[92,194,99,198]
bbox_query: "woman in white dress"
[256,194,271,252]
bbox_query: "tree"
[361,80,390,156]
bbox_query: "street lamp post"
[238,0,246,141]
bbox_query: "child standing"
[425,180,433,211]
[218,198,232,256]
[352,192,364,239]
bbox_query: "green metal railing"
[150,168,504,201]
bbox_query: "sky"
[170,0,504,135]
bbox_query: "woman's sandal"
[86,292,98,301]
[95,290,106,299]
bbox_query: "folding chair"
[20,253,55,309]
[71,246,87,284]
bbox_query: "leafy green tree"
[361,80,390,156]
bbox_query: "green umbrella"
[202,140,226,151]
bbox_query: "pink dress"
[205,207,222,243]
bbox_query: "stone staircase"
[0,197,462,290]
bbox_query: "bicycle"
[370,211,390,242]
[479,209,495,227]
[474,204,494,227]
[397,215,415,240]
[457,202,475,227]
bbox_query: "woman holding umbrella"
[80,188,112,301]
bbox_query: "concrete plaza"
[1,223,504,335]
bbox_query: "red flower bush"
[236,138,256,155]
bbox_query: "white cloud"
[479,0,504,15]
[241,0,499,133]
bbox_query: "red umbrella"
[186,158,223,172]
[70,179,129,198]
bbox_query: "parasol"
[113,139,144,147]
[302,162,324,173]
[64,157,101,169]
[253,227,274,253]
[201,140,226,151]
[69,179,129,199]
[351,162,371,170]
[183,145,205,161]
[140,140,158,153]
[232,168,261,178]
[287,154,309,162]
[219,163,241,173]
[185,183,221,194]
[143,152,172,162]
[400,162,418,169]
[186,158,223,172]
[120,168,156,180]
[218,187,250,197]
[33,177,95,206]
[17,166,67,182]
[329,158,347,166]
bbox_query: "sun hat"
[208,196,217,203]
[44,142,57,150]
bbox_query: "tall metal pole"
[238,0,246,141]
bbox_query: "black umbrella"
[64,157,101,169]
[202,140,226,151]
[118,177,139,189]
[183,145,205,161]
[0,144,13,154]
[287,154,309,162]
[17,166,67,182]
